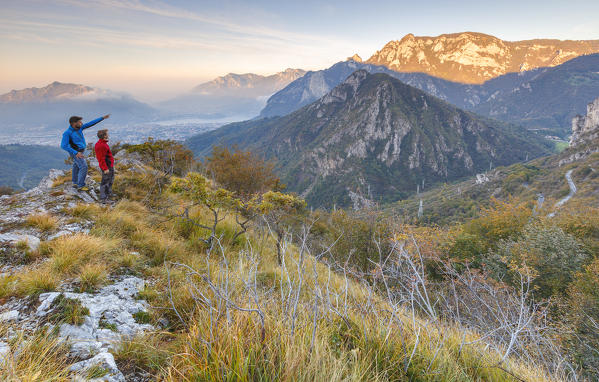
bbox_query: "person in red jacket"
[94,129,115,203]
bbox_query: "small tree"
[169,172,246,244]
[205,146,283,201]
[258,191,306,264]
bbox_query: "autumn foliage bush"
[205,146,283,201]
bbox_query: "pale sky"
[1,0,599,102]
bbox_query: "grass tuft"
[0,328,70,381]
[86,365,109,378]
[16,268,58,297]
[78,263,108,292]
[26,213,58,232]
[114,333,176,376]
[66,203,102,220]
[47,233,119,276]
[133,311,152,324]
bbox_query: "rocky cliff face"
[366,32,599,84]
[571,97,599,146]
[188,71,552,207]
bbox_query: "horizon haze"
[2,0,599,102]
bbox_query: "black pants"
[100,168,114,200]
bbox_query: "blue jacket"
[60,117,104,155]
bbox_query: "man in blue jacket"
[61,114,110,191]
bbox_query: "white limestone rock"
[476,173,490,184]
[70,351,125,382]
[0,341,10,365]
[0,310,19,322]
[36,277,153,358]
[571,97,599,147]
[0,233,40,252]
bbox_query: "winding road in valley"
[549,169,577,217]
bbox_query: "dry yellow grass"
[159,249,560,382]
[78,263,108,292]
[66,202,102,220]
[0,329,71,381]
[26,212,58,232]
[48,233,120,276]
[51,172,71,187]
[16,267,59,297]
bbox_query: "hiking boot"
[77,186,90,192]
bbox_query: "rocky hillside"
[260,54,599,137]
[188,70,552,207]
[0,167,154,381]
[0,145,563,381]
[366,32,599,84]
[393,99,599,224]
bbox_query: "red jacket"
[94,139,114,171]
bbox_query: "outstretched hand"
[103,114,111,119]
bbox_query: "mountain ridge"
[259,54,599,137]
[366,31,599,84]
[0,82,109,103]
[188,70,552,207]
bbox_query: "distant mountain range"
[187,71,552,207]
[0,81,157,127]
[366,32,599,84]
[158,68,306,119]
[260,54,599,137]
[192,68,306,96]
[0,81,99,102]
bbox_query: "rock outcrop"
[571,97,599,146]
[347,54,363,63]
[0,169,153,381]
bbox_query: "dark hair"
[69,116,82,125]
[97,129,108,139]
